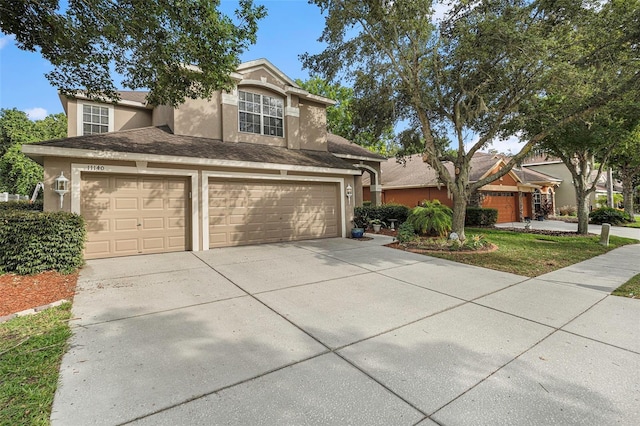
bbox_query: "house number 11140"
[86,165,105,171]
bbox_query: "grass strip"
[612,273,640,299]
[426,228,638,277]
[0,303,72,425]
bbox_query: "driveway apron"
[52,236,640,425]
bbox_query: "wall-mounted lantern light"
[54,171,69,209]
[345,184,353,205]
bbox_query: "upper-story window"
[77,102,114,136]
[238,91,284,137]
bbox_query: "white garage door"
[81,174,189,259]
[208,180,339,248]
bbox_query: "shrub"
[559,205,577,216]
[355,203,410,227]
[589,207,632,226]
[0,200,43,211]
[0,210,86,274]
[396,221,417,243]
[465,207,498,227]
[406,200,453,237]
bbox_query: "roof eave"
[22,144,361,176]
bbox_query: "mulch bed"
[386,241,499,254]
[0,271,78,317]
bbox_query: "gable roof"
[327,133,386,162]
[367,152,512,188]
[23,126,361,174]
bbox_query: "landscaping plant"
[589,207,633,226]
[407,200,452,237]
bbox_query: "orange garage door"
[483,192,518,223]
[81,174,189,259]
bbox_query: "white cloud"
[482,135,526,155]
[25,107,48,121]
[0,34,16,50]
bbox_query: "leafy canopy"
[302,0,639,239]
[0,109,67,194]
[0,0,267,106]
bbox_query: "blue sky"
[0,0,327,120]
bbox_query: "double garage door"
[208,180,339,248]
[81,174,340,258]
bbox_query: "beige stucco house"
[522,155,621,212]
[23,59,384,259]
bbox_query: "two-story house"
[23,59,384,259]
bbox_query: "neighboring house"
[23,59,384,259]
[363,152,561,223]
[521,155,621,211]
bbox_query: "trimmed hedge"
[465,207,498,227]
[354,203,411,225]
[589,207,632,226]
[0,211,86,274]
[0,200,43,211]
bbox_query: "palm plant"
[407,200,453,237]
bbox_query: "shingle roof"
[327,133,386,161]
[365,152,508,187]
[117,91,148,104]
[514,167,562,183]
[29,126,358,171]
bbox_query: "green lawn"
[427,228,639,277]
[613,273,640,299]
[0,303,72,426]
[623,216,640,228]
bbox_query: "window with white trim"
[238,91,284,137]
[82,104,110,135]
[76,102,114,136]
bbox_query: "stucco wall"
[66,98,152,137]
[524,163,584,211]
[298,100,327,151]
[173,94,222,140]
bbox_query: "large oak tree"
[302,0,639,240]
[0,0,266,106]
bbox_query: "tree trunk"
[621,173,635,216]
[451,192,467,242]
[576,191,590,234]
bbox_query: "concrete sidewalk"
[496,218,640,240]
[52,235,640,425]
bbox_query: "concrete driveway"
[52,235,640,425]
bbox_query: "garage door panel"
[115,239,138,252]
[209,180,339,248]
[115,178,137,190]
[115,218,138,231]
[82,174,189,259]
[141,198,164,210]
[115,198,138,210]
[142,217,164,230]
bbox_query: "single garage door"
[483,191,517,223]
[208,180,339,248]
[81,174,189,259]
